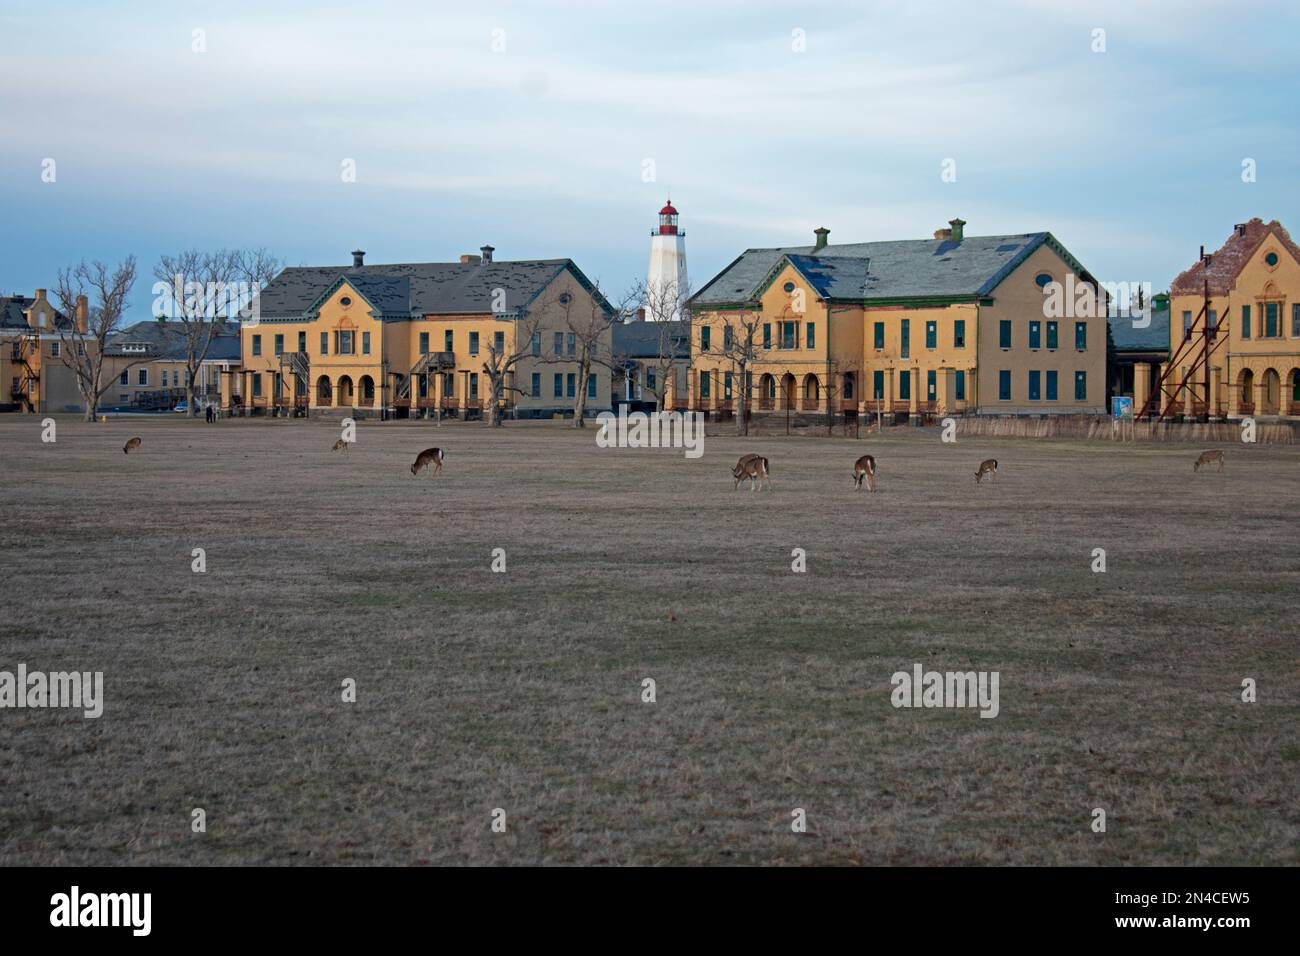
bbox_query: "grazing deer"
[853,454,877,492]
[974,458,998,483]
[1194,449,1225,472]
[332,439,349,452]
[411,447,444,477]
[123,437,142,454]
[732,453,771,491]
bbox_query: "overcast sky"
[2,0,1297,321]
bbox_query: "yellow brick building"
[1144,218,1300,420]
[237,249,612,419]
[1,290,88,414]
[688,220,1107,421]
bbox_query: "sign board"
[1112,396,1133,420]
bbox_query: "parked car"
[173,401,189,414]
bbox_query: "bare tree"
[153,247,281,415]
[539,282,635,428]
[479,316,544,427]
[699,309,764,436]
[52,257,140,421]
[820,359,863,436]
[635,280,692,412]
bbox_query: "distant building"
[689,219,1107,420]
[0,289,86,413]
[1108,293,1169,406]
[612,315,690,409]
[237,247,612,418]
[646,200,688,321]
[101,320,241,410]
[1146,218,1300,420]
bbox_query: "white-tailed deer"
[1194,450,1224,472]
[332,439,348,452]
[974,458,998,483]
[123,437,142,454]
[411,447,444,477]
[853,454,877,491]
[732,453,771,491]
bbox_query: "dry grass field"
[0,415,1297,866]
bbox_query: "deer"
[732,453,771,491]
[1194,450,1225,472]
[411,447,445,477]
[974,458,998,483]
[332,439,349,452]
[123,437,142,454]
[853,454,877,492]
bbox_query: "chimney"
[635,307,646,322]
[813,227,830,251]
[34,288,46,302]
[480,245,494,265]
[1235,223,1247,236]
[351,249,365,268]
[948,218,966,242]
[933,228,952,241]
[75,294,89,334]
[460,254,481,265]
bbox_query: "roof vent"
[351,249,365,268]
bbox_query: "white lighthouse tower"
[645,199,688,320]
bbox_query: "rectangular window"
[445,330,454,352]
[1028,370,1041,401]
[252,335,262,357]
[554,332,564,355]
[781,322,796,350]
[999,320,1011,349]
[724,371,733,399]
[763,323,771,349]
[531,373,540,398]
[724,326,733,351]
[567,333,576,357]
[926,369,936,401]
[273,334,283,356]
[531,332,541,356]
[1046,370,1058,401]
[362,331,370,355]
[1265,302,1280,337]
[1241,305,1250,339]
[1029,321,1041,350]
[338,331,353,355]
[566,373,575,398]
[1208,308,1218,330]
[1074,370,1087,401]
[469,373,478,399]
[419,332,429,354]
[700,370,711,398]
[1074,322,1087,350]
[469,332,479,356]
[553,373,563,398]
[495,330,505,353]
[700,326,711,351]
[874,322,885,350]
[1183,310,1194,338]
[900,319,910,359]
[872,370,884,399]
[120,370,128,385]
[998,369,1011,401]
[138,369,149,386]
[1046,321,1058,350]
[898,370,911,401]
[50,341,60,358]
[587,374,597,399]
[925,321,936,350]
[320,331,328,355]
[955,370,966,401]
[646,368,656,391]
[298,331,307,352]
[1292,304,1300,337]
[953,320,965,349]
[806,323,815,349]
[253,373,263,397]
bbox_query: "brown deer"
[853,454,877,492]
[411,447,444,477]
[1194,450,1224,472]
[123,437,142,454]
[974,458,998,483]
[732,453,771,491]
[332,439,349,452]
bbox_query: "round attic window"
[1034,273,1053,288]
[1264,252,1279,267]
[559,293,572,305]
[339,296,352,306]
[783,281,796,293]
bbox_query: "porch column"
[908,368,919,424]
[1133,362,1151,414]
[937,368,955,415]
